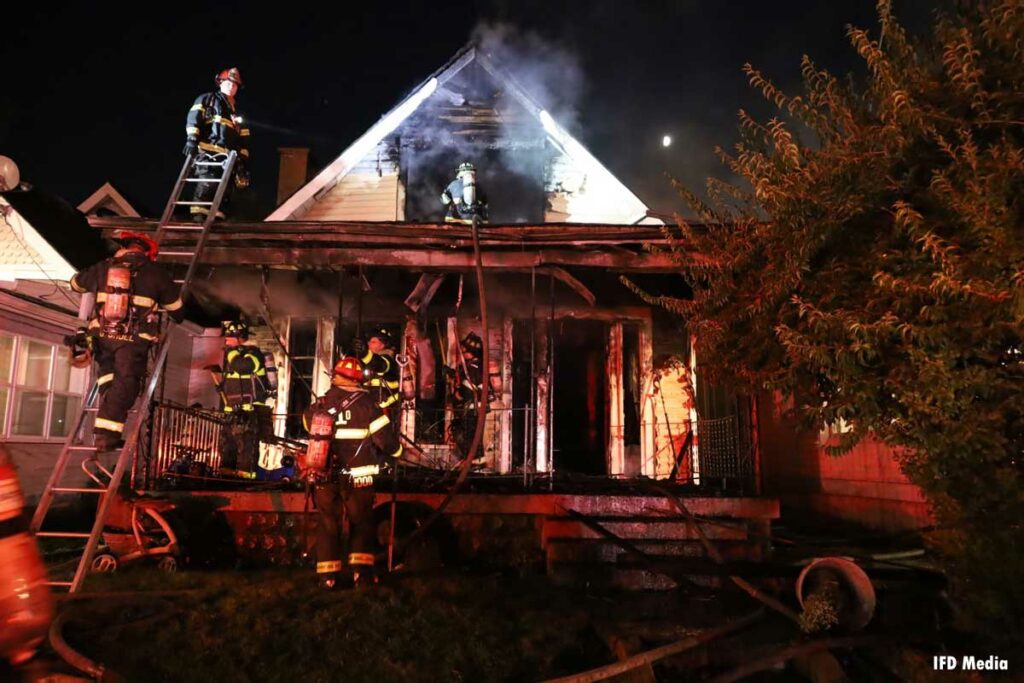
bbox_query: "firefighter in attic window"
[441,162,488,225]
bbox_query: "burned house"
[86,45,775,581]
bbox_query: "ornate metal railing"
[136,403,227,489]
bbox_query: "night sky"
[1,1,932,219]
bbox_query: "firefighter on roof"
[207,320,277,478]
[183,67,251,221]
[351,327,401,416]
[302,355,402,590]
[441,162,488,224]
[68,232,184,451]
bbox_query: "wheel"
[156,555,179,573]
[90,553,118,573]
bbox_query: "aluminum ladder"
[30,151,237,592]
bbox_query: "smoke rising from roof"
[401,23,589,223]
[472,21,585,132]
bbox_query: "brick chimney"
[276,147,309,206]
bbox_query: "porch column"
[639,321,656,478]
[607,323,625,476]
[312,317,335,397]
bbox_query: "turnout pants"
[191,152,234,220]
[219,405,273,473]
[313,481,376,577]
[93,338,150,441]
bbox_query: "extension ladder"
[30,151,238,592]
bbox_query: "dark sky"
[1,0,933,219]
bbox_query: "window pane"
[52,349,86,394]
[49,395,80,438]
[0,387,7,434]
[12,389,47,436]
[0,335,13,382]
[16,341,52,389]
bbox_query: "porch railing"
[136,403,227,489]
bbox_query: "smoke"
[401,22,587,223]
[471,21,585,132]
[190,268,342,320]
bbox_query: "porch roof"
[87,217,705,272]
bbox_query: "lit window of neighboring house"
[0,332,86,440]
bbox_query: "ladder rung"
[69,446,98,452]
[46,582,74,588]
[172,279,185,284]
[185,177,225,183]
[36,532,91,539]
[174,201,214,206]
[159,224,206,231]
[161,251,196,258]
[52,487,104,494]
[193,161,227,166]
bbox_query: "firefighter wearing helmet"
[206,320,278,478]
[302,355,402,589]
[350,326,401,415]
[183,67,251,222]
[440,161,488,224]
[68,232,184,451]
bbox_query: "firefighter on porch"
[302,355,402,590]
[183,67,251,222]
[352,327,401,415]
[451,331,485,457]
[206,320,277,478]
[68,232,184,451]
[441,162,488,224]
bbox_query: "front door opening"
[553,319,608,475]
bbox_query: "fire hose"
[382,216,489,559]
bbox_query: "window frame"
[0,332,85,441]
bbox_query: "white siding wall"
[302,143,404,221]
[544,152,646,225]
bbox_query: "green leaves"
[641,0,1024,642]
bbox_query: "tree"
[629,0,1024,639]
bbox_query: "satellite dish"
[0,156,20,192]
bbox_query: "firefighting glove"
[63,327,88,349]
[350,337,367,356]
[183,139,199,156]
[234,167,251,189]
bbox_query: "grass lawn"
[55,568,630,683]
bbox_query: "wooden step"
[546,562,721,591]
[541,517,748,547]
[544,538,756,565]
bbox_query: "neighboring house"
[758,395,932,531]
[78,181,141,218]
[0,188,101,502]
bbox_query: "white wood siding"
[301,143,404,221]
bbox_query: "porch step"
[546,562,719,591]
[544,538,756,565]
[541,517,749,548]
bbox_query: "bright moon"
[662,135,672,147]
